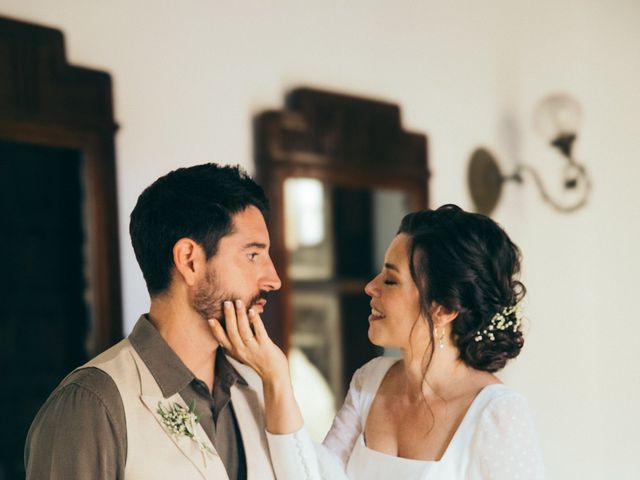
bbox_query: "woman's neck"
[399,338,473,402]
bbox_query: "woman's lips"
[369,306,385,321]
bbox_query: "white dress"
[267,356,545,480]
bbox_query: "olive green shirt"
[25,315,247,479]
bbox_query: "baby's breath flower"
[474,305,523,342]
[157,401,214,466]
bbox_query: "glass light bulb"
[533,93,582,143]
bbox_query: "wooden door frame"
[0,17,122,353]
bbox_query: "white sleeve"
[265,362,370,479]
[470,393,546,480]
[322,362,368,469]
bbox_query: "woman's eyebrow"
[384,262,399,272]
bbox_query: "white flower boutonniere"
[157,400,214,466]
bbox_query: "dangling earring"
[434,326,445,350]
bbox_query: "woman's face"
[365,233,425,348]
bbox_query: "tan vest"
[82,338,276,480]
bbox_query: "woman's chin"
[367,325,386,347]
[368,327,405,350]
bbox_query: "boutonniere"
[157,400,214,466]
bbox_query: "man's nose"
[262,258,282,291]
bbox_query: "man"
[25,163,282,479]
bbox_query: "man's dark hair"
[129,163,269,296]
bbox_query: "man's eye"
[247,253,259,261]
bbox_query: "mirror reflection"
[285,178,410,438]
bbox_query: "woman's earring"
[434,326,445,350]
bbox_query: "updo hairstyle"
[398,204,525,372]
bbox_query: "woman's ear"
[172,238,206,287]
[431,302,459,327]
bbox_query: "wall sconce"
[468,93,591,215]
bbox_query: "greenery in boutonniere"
[157,400,214,465]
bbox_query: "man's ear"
[172,238,206,287]
[431,302,459,327]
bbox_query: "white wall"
[2,1,639,477]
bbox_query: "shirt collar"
[129,315,247,398]
[215,347,248,391]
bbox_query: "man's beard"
[192,269,265,322]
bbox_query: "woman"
[209,204,545,479]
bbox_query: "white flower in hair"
[474,305,523,342]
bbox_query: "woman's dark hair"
[129,163,268,296]
[398,204,525,372]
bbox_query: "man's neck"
[148,293,218,392]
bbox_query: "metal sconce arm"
[509,162,592,213]
[468,94,591,216]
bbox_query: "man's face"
[192,206,281,321]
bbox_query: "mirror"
[255,87,429,438]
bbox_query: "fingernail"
[208,318,216,325]
[235,299,242,307]
[224,301,232,308]
[248,308,255,316]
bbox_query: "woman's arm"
[469,393,545,479]
[265,365,370,480]
[208,300,354,479]
[208,300,303,434]
[322,364,367,468]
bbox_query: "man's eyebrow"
[243,242,268,249]
[384,262,399,272]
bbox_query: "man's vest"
[82,338,276,479]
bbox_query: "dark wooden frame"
[0,17,122,353]
[254,87,430,352]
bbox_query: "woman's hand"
[208,299,303,434]
[208,300,289,385]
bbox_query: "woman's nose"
[364,275,380,297]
